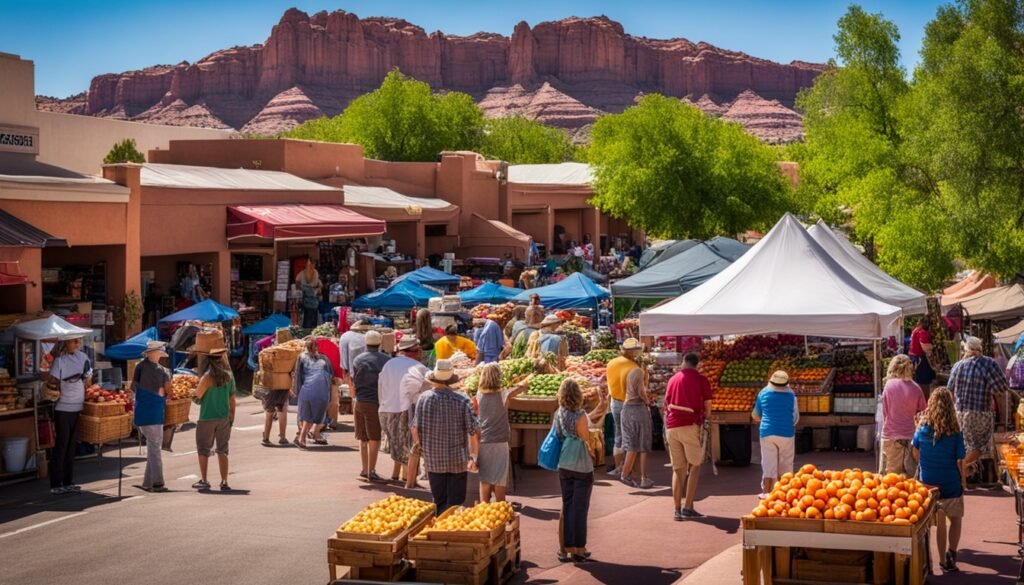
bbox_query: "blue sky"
[3,0,945,98]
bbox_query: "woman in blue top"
[913,387,967,573]
[752,371,799,498]
[292,337,334,448]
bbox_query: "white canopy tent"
[12,315,95,340]
[640,214,903,339]
[806,220,927,315]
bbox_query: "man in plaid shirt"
[948,336,1009,475]
[413,360,479,514]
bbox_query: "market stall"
[393,266,461,290]
[511,272,610,313]
[103,327,159,361]
[640,214,904,461]
[459,282,522,307]
[610,236,749,300]
[351,280,437,312]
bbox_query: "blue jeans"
[611,398,624,451]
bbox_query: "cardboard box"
[260,371,293,390]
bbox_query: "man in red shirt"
[664,352,712,520]
[909,317,936,395]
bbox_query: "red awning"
[226,205,386,242]
[0,271,27,286]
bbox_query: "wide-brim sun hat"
[364,330,383,346]
[397,336,419,351]
[426,359,460,385]
[540,315,561,327]
[350,321,372,332]
[621,338,642,351]
[142,341,169,359]
[193,347,227,356]
[769,370,789,387]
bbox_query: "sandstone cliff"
[38,9,823,142]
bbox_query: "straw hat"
[426,360,460,385]
[365,330,383,347]
[540,315,561,327]
[769,371,789,387]
[141,341,169,359]
[621,338,642,351]
[350,320,372,332]
[193,346,227,356]
[397,336,420,351]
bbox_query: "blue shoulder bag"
[537,416,563,471]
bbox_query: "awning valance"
[226,205,386,242]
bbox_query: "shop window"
[425,224,448,237]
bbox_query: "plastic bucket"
[1,437,30,473]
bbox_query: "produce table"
[995,439,1024,585]
[741,504,934,585]
[707,413,875,464]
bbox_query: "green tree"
[103,138,146,164]
[284,70,483,162]
[793,5,955,291]
[478,116,575,164]
[587,94,793,239]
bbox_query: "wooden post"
[742,546,760,585]
[773,547,791,579]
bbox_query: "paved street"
[1,396,1020,585]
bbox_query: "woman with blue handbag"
[552,378,600,563]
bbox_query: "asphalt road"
[1,397,1019,585]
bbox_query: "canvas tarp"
[158,299,240,324]
[343,185,457,212]
[512,272,610,311]
[995,319,1024,345]
[12,315,95,340]
[226,205,385,241]
[942,273,997,305]
[638,239,701,270]
[351,280,436,311]
[506,162,593,185]
[141,163,337,191]
[807,220,927,314]
[104,327,159,360]
[459,214,531,261]
[640,214,903,339]
[612,237,749,299]
[394,266,461,287]
[241,314,292,336]
[460,282,522,307]
[953,284,1024,321]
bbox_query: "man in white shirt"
[377,336,430,484]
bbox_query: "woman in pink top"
[881,355,928,475]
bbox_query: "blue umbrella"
[512,273,610,311]
[104,327,159,361]
[394,266,460,287]
[158,299,240,324]
[241,313,292,336]
[459,282,522,307]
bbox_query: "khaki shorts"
[196,418,231,457]
[667,424,703,470]
[354,401,382,442]
[760,435,795,481]
[935,496,964,519]
[881,439,918,476]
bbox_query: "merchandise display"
[170,374,199,400]
[425,501,515,533]
[338,495,434,537]
[526,374,566,397]
[509,411,551,425]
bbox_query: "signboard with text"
[0,125,39,155]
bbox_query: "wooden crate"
[77,414,131,444]
[82,401,128,417]
[792,558,867,583]
[507,396,558,414]
[164,399,192,426]
[328,560,410,583]
[334,506,434,548]
[327,505,433,581]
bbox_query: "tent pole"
[804,336,809,357]
[874,338,882,473]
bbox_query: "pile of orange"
[712,387,757,411]
[751,464,932,524]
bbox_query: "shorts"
[196,418,231,457]
[911,356,936,385]
[881,438,917,476]
[935,496,964,519]
[354,401,382,442]
[380,411,411,464]
[667,424,703,470]
[610,398,624,451]
[477,442,510,486]
[262,389,289,413]
[957,410,994,454]
[760,435,795,480]
[620,402,652,453]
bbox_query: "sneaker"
[942,550,959,573]
[681,508,704,519]
[261,437,272,446]
[620,475,638,488]
[359,470,368,479]
[192,480,211,490]
[277,437,290,446]
[606,466,622,476]
[639,477,655,489]
[758,493,769,500]
[368,471,383,482]
[219,481,232,492]
[674,509,685,522]
[66,484,82,492]
[50,487,67,495]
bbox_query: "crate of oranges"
[712,387,757,412]
[747,464,935,537]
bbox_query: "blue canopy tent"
[158,299,240,324]
[241,313,292,336]
[352,280,436,311]
[459,282,522,307]
[394,266,460,287]
[512,273,610,311]
[611,237,749,300]
[104,327,159,361]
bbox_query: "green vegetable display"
[719,359,774,385]
[582,349,619,365]
[311,322,338,338]
[527,373,567,397]
[500,358,535,387]
[509,411,551,425]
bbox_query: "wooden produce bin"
[327,505,434,582]
[78,413,132,445]
[507,397,557,466]
[82,400,129,418]
[741,505,935,585]
[408,509,521,585]
[164,399,192,426]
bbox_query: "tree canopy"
[587,94,793,240]
[284,70,483,162]
[795,1,1024,291]
[478,116,575,164]
[103,138,145,164]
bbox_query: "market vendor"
[526,315,569,370]
[434,325,477,361]
[295,257,323,329]
[132,341,172,493]
[604,338,644,477]
[909,317,937,396]
[510,307,543,358]
[47,335,92,495]
[474,318,509,365]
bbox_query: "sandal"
[313,437,328,445]
[261,436,271,446]
[556,551,572,563]
[278,436,290,446]
[192,480,211,490]
[220,481,232,492]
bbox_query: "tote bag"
[538,418,563,471]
